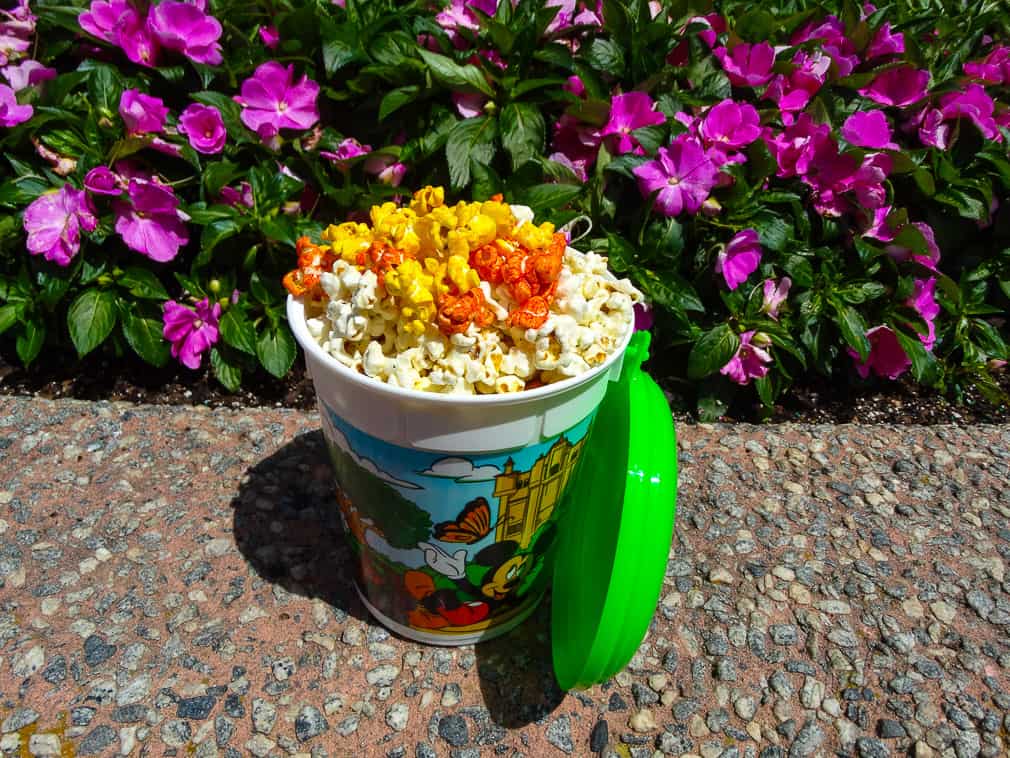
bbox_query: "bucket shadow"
[230,430,372,624]
[473,595,566,729]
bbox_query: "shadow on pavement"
[230,429,372,625]
[232,429,567,728]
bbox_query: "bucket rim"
[287,294,634,406]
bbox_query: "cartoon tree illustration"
[326,441,432,549]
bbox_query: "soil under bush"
[2,344,1007,424]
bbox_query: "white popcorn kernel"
[494,375,525,393]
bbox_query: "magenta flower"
[761,277,791,320]
[551,114,601,166]
[861,204,897,243]
[763,51,832,120]
[699,99,761,150]
[435,0,497,47]
[920,84,999,149]
[119,8,158,66]
[178,103,226,154]
[848,152,892,210]
[452,91,487,118]
[848,325,910,380]
[548,151,588,183]
[908,277,939,351]
[114,179,189,262]
[720,331,772,385]
[235,61,320,137]
[713,42,775,88]
[23,185,98,267]
[601,92,666,155]
[147,0,223,65]
[162,298,220,370]
[964,46,1010,85]
[563,75,586,97]
[2,60,55,92]
[764,114,833,179]
[218,181,253,209]
[632,136,718,217]
[320,137,372,167]
[0,81,30,126]
[258,25,279,51]
[118,89,168,135]
[791,15,858,77]
[84,165,123,195]
[364,154,407,186]
[715,229,762,290]
[841,110,898,150]
[885,221,941,271]
[78,0,133,44]
[866,22,904,59]
[859,67,930,107]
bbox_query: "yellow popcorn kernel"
[515,220,556,251]
[447,255,480,293]
[384,259,436,335]
[480,200,515,235]
[321,222,372,263]
[410,185,445,215]
[369,202,398,228]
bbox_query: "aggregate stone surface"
[1,397,1009,758]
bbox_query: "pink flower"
[320,137,372,167]
[715,228,762,290]
[118,7,158,66]
[861,204,896,243]
[114,179,189,262]
[920,84,1000,149]
[563,75,585,97]
[119,89,168,135]
[791,15,858,77]
[162,297,220,370]
[866,22,904,59]
[859,67,930,107]
[764,114,833,179]
[848,325,910,380]
[632,136,719,217]
[763,50,832,119]
[547,152,588,183]
[908,277,939,351]
[258,25,279,50]
[720,330,772,385]
[0,81,30,126]
[218,180,253,209]
[885,221,941,271]
[235,61,320,136]
[364,154,407,186]
[78,0,135,43]
[841,110,898,150]
[147,0,223,65]
[761,277,791,320]
[23,185,98,267]
[551,114,601,165]
[452,91,487,118]
[699,99,761,150]
[848,152,892,210]
[178,103,226,154]
[964,46,1010,85]
[435,0,496,47]
[713,42,775,88]
[84,165,123,195]
[2,60,54,92]
[601,92,666,155]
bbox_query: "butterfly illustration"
[434,497,494,544]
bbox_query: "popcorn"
[287,187,644,394]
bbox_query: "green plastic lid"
[551,330,678,691]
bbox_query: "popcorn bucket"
[288,295,634,645]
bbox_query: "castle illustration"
[492,434,587,548]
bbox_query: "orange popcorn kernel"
[356,239,412,286]
[437,287,496,336]
[283,236,336,298]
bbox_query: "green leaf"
[734,10,776,42]
[514,183,582,213]
[379,85,422,121]
[118,267,169,300]
[249,272,282,305]
[68,288,117,357]
[203,161,241,197]
[500,103,546,172]
[605,232,635,273]
[257,325,297,379]
[893,327,938,384]
[16,318,45,366]
[418,48,494,97]
[210,346,242,392]
[86,63,122,115]
[687,324,740,380]
[320,15,361,75]
[834,304,870,362]
[751,212,792,252]
[121,308,169,367]
[219,307,257,355]
[445,116,498,189]
[201,219,241,259]
[0,304,17,335]
[582,38,625,77]
[637,268,704,314]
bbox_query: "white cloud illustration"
[321,411,421,490]
[419,457,501,482]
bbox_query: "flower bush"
[0,0,1008,416]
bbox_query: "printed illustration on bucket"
[320,402,595,643]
